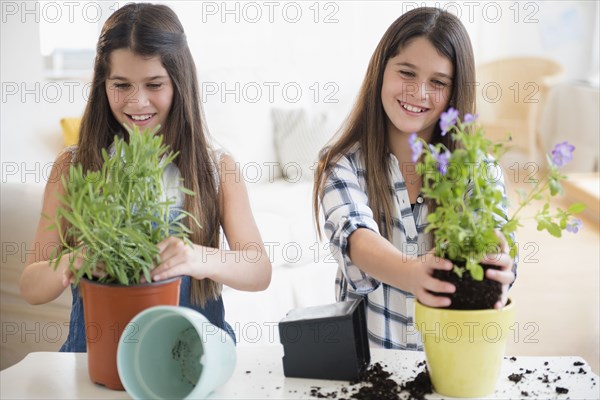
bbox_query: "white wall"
[474,0,597,79]
[1,4,48,179]
[1,1,598,183]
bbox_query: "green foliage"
[49,125,198,285]
[415,118,584,281]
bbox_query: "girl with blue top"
[313,7,515,349]
[20,3,272,351]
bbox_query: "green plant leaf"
[502,219,519,234]
[178,186,196,196]
[549,178,563,196]
[468,261,484,281]
[547,222,562,238]
[567,203,586,214]
[452,265,464,278]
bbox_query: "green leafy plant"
[50,124,198,285]
[411,109,584,281]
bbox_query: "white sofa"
[0,102,343,369]
[1,182,73,370]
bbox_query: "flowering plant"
[411,108,585,283]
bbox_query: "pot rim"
[79,275,181,288]
[415,298,514,314]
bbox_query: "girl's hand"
[483,231,515,310]
[61,257,79,287]
[62,250,106,287]
[408,251,455,308]
[151,237,211,282]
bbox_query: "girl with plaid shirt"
[313,7,515,349]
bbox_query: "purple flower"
[551,141,575,167]
[409,133,423,163]
[566,218,583,233]
[439,107,459,136]
[463,113,479,124]
[429,145,451,175]
[437,150,451,175]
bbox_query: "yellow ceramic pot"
[414,300,515,398]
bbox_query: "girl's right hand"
[61,251,106,287]
[407,251,455,308]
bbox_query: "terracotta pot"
[79,277,181,390]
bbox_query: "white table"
[1,347,598,399]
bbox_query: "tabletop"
[1,346,598,399]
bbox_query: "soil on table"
[307,362,433,400]
[431,263,502,310]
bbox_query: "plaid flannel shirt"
[320,143,512,349]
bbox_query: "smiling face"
[105,48,174,132]
[381,36,453,142]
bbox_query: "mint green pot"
[117,306,236,399]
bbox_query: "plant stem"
[511,178,550,221]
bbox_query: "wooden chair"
[475,57,564,164]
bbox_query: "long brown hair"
[313,7,475,239]
[78,3,220,305]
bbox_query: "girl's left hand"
[483,231,515,310]
[150,237,212,282]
